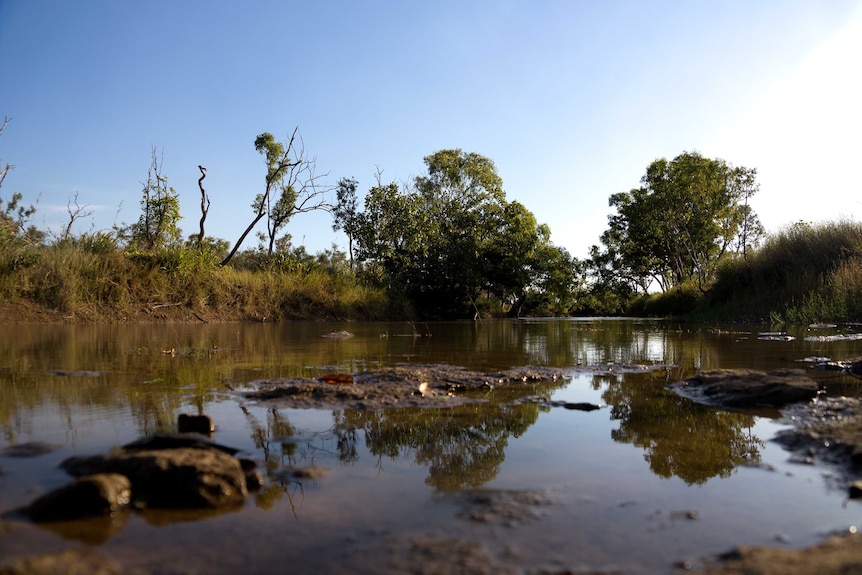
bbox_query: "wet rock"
[276,465,328,481]
[1,442,61,458]
[61,447,247,509]
[27,473,131,522]
[177,413,215,434]
[669,369,820,408]
[559,401,602,411]
[0,549,134,575]
[773,397,862,476]
[243,364,570,410]
[238,458,264,490]
[121,433,239,455]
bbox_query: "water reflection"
[1,320,860,492]
[599,371,762,485]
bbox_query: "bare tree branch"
[62,191,94,240]
[196,165,210,245]
[0,116,13,190]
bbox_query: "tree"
[60,191,94,241]
[593,151,762,293]
[331,177,360,269]
[129,147,181,251]
[354,149,574,317]
[221,129,330,266]
[0,118,43,245]
[195,165,210,246]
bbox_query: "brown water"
[1,319,862,574]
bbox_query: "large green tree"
[593,151,763,293]
[353,149,577,317]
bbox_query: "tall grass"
[0,237,390,322]
[707,220,862,322]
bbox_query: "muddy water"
[1,319,862,574]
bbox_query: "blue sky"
[1,1,860,259]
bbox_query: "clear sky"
[1,1,860,259]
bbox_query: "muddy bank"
[694,531,862,575]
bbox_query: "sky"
[1,0,860,260]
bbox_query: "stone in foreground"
[27,473,131,522]
[62,446,248,509]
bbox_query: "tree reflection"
[331,391,553,490]
[601,371,762,485]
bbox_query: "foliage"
[591,151,762,294]
[354,149,580,318]
[222,129,330,265]
[126,148,182,251]
[331,177,360,268]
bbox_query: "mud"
[240,365,572,410]
[694,531,862,575]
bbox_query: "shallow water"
[1,319,862,573]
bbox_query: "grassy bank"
[632,220,862,323]
[0,235,392,322]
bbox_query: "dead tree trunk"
[196,165,210,245]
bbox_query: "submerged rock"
[1,442,61,458]
[668,368,820,408]
[27,473,131,522]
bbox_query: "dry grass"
[0,239,390,322]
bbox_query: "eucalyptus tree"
[331,177,360,269]
[594,151,762,293]
[221,129,330,266]
[354,149,575,317]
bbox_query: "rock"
[61,447,247,509]
[27,473,131,522]
[669,369,820,408]
[177,413,215,434]
[238,458,264,491]
[279,465,328,480]
[0,549,132,575]
[120,433,239,455]
[848,481,862,499]
[244,364,571,410]
[1,442,61,458]
[561,402,601,411]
